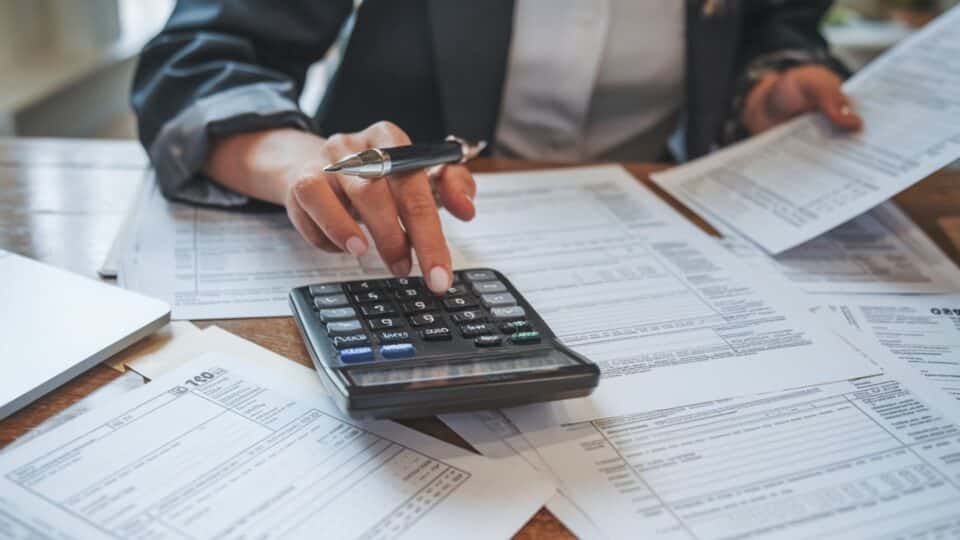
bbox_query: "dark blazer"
[133,0,842,162]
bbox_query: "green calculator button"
[510,331,541,345]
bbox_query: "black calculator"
[289,268,599,419]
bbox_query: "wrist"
[204,128,326,205]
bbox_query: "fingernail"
[427,266,451,294]
[390,259,411,277]
[840,105,853,116]
[345,236,366,257]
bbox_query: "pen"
[323,136,487,178]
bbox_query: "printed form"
[121,166,878,421]
[0,351,554,540]
[713,202,960,294]
[652,5,960,254]
[822,295,960,403]
[445,326,960,540]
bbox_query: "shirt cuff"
[148,82,314,207]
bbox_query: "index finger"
[361,122,452,294]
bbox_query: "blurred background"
[0,0,956,141]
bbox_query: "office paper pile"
[4,6,960,540]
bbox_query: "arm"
[131,0,353,205]
[131,0,474,293]
[727,0,862,139]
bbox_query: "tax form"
[445,328,960,540]
[713,202,960,294]
[0,350,554,540]
[121,166,878,421]
[821,295,960,403]
[652,5,960,254]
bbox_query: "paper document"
[653,5,960,253]
[821,295,960,403]
[443,167,877,421]
[122,166,878,420]
[713,202,960,294]
[0,350,554,539]
[452,326,960,540]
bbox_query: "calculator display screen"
[346,352,579,388]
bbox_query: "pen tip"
[323,164,342,173]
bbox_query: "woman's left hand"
[742,64,863,134]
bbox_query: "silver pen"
[323,136,487,178]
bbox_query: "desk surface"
[2,137,960,539]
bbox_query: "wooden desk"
[2,138,959,538]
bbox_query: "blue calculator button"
[339,347,373,363]
[380,343,416,359]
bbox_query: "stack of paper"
[0,328,554,539]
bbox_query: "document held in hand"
[652,5,960,254]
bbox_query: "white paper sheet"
[121,165,878,421]
[712,202,960,294]
[820,294,960,403]
[0,350,554,540]
[652,5,960,254]
[497,327,960,540]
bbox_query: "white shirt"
[494,0,686,162]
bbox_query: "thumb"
[805,78,863,131]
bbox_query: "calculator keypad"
[303,269,545,366]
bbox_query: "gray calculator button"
[314,294,350,309]
[491,306,526,320]
[473,280,507,294]
[482,293,516,308]
[309,283,342,296]
[318,307,357,322]
[464,270,496,282]
[327,320,362,335]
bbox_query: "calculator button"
[339,346,374,364]
[345,280,381,292]
[443,296,477,311]
[481,293,516,308]
[491,306,526,320]
[472,280,507,294]
[318,307,357,322]
[309,283,342,296]
[368,317,401,330]
[379,330,412,343]
[361,303,396,317]
[510,331,542,345]
[394,287,426,300]
[474,335,503,347]
[445,284,469,296]
[380,343,416,359]
[314,294,350,309]
[386,277,423,289]
[410,313,441,327]
[460,322,494,337]
[353,291,385,304]
[401,299,438,314]
[452,310,484,323]
[499,320,532,334]
[327,320,363,335]
[421,326,453,341]
[464,270,497,282]
[332,334,370,350]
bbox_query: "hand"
[741,64,863,135]
[203,123,477,294]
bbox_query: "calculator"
[289,268,599,419]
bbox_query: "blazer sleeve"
[131,0,353,205]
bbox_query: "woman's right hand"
[203,123,478,294]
